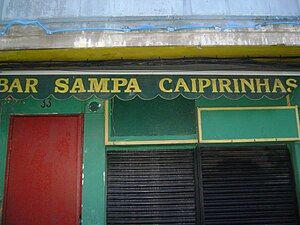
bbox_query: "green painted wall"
[111,95,289,139]
[0,97,106,225]
[196,95,288,108]
[82,106,106,225]
[111,96,197,136]
[0,94,300,223]
[200,107,299,141]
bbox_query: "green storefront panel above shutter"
[198,106,300,143]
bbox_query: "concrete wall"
[1,24,300,51]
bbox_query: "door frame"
[0,97,107,225]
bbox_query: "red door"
[2,115,83,225]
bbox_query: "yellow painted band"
[1,46,300,62]
[106,140,198,146]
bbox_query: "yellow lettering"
[218,79,233,93]
[70,78,86,93]
[211,79,218,93]
[25,78,38,93]
[233,79,240,93]
[112,78,128,93]
[198,79,211,93]
[8,79,23,93]
[0,79,9,93]
[125,78,142,93]
[159,78,173,93]
[88,78,110,93]
[272,79,287,93]
[286,78,298,93]
[174,78,190,92]
[54,78,69,93]
[256,78,270,93]
[191,79,197,92]
[240,79,255,93]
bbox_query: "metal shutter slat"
[200,145,299,225]
[107,149,196,225]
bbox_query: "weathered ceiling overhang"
[0,17,300,62]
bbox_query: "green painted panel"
[82,108,106,225]
[200,107,299,141]
[111,96,197,137]
[0,105,9,219]
[290,87,300,107]
[196,95,288,108]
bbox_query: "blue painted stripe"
[1,19,300,36]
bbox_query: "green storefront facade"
[0,70,300,224]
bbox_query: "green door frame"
[0,97,106,225]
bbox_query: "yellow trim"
[104,99,197,146]
[197,105,300,143]
[201,138,300,143]
[1,46,300,62]
[197,108,203,142]
[105,100,110,145]
[199,106,297,111]
[105,140,198,146]
[295,106,300,139]
[286,95,291,106]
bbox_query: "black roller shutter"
[200,145,299,225]
[107,145,299,225]
[106,149,197,225]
